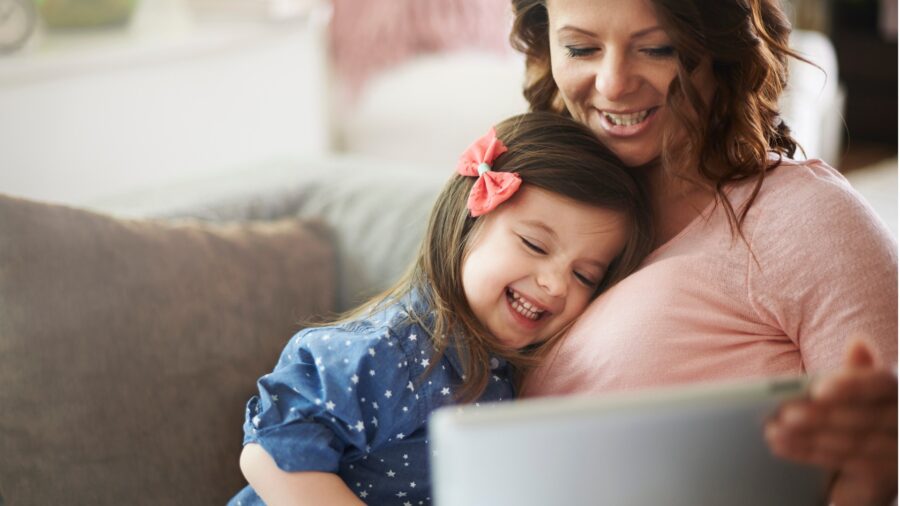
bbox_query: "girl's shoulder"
[294,295,434,358]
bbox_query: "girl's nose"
[537,268,567,299]
[594,53,635,101]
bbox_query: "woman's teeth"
[603,110,650,126]
[507,289,544,320]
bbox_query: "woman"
[510,0,898,504]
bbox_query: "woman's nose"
[594,53,635,101]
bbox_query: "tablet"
[429,376,828,506]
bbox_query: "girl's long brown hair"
[510,0,806,233]
[337,112,653,402]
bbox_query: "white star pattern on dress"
[241,298,518,506]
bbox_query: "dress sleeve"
[747,161,898,372]
[242,325,422,473]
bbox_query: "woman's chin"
[609,143,662,168]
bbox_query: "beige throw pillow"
[0,194,336,505]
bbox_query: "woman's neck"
[643,163,715,249]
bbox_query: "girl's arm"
[240,443,366,506]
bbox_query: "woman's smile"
[596,106,660,137]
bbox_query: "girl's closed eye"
[573,271,598,288]
[520,237,547,254]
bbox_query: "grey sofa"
[0,157,446,505]
[1,153,895,505]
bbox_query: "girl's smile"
[507,288,549,320]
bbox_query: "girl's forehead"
[501,186,626,230]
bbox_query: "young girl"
[229,111,653,506]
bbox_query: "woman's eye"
[521,238,546,255]
[642,46,675,58]
[565,46,597,58]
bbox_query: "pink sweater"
[523,159,898,396]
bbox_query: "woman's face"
[546,0,714,167]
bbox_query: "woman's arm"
[749,165,898,504]
[766,341,897,506]
[240,443,366,506]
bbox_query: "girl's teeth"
[603,110,650,126]
[508,289,544,320]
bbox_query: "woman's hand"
[765,340,897,506]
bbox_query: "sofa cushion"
[0,194,335,505]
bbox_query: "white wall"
[0,0,331,206]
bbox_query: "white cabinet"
[0,0,331,206]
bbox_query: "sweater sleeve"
[747,161,898,373]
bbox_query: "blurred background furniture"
[1,0,895,206]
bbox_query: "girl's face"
[546,0,715,167]
[461,185,628,350]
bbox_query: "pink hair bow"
[456,127,521,217]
